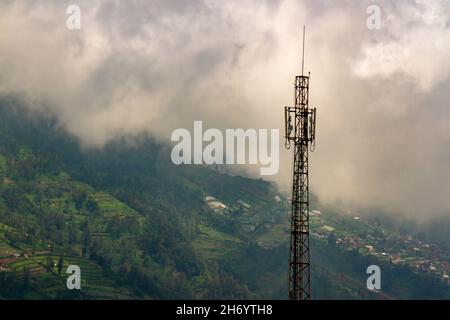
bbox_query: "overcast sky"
[1,0,450,220]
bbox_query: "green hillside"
[0,101,448,299]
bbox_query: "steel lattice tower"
[284,26,317,300]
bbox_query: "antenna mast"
[301,25,305,76]
[284,25,317,300]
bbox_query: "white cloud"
[353,0,450,91]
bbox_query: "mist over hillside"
[0,101,448,300]
[2,0,450,219]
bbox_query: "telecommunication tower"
[284,25,317,300]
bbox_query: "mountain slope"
[0,100,448,299]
